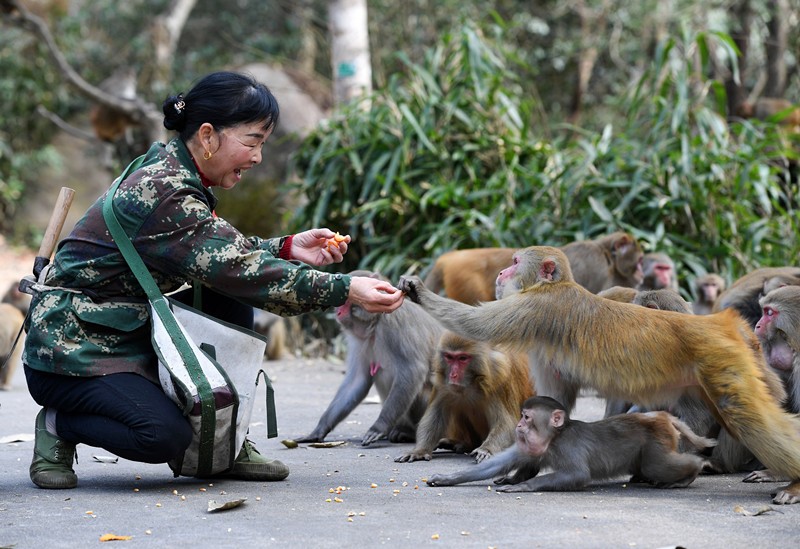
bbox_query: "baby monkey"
[427,396,715,492]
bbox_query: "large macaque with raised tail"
[426,396,714,491]
[395,332,534,464]
[400,246,800,504]
[295,271,440,446]
[424,232,643,304]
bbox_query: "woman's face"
[203,121,272,189]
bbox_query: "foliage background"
[1,0,799,302]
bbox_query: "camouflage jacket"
[24,138,350,379]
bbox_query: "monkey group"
[296,232,800,505]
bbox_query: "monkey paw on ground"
[470,447,494,463]
[743,469,788,483]
[398,275,423,303]
[394,451,432,463]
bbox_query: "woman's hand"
[348,276,405,313]
[291,228,351,266]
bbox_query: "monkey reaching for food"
[426,396,714,491]
[295,271,440,446]
[400,246,800,504]
[395,332,534,464]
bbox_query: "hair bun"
[162,93,187,131]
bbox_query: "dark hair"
[162,71,279,141]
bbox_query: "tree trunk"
[328,0,372,108]
[725,0,752,116]
[763,0,789,97]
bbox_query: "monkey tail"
[669,415,717,450]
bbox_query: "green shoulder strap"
[101,156,218,475]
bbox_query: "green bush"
[289,24,798,295]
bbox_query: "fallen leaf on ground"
[208,498,247,513]
[99,533,132,541]
[733,505,782,516]
[308,441,346,448]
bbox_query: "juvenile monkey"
[426,396,714,491]
[713,266,800,327]
[637,252,678,292]
[692,274,726,315]
[395,332,534,464]
[633,288,692,313]
[425,232,643,304]
[295,271,439,446]
[400,246,800,504]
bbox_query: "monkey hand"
[773,482,800,505]
[743,469,789,483]
[361,427,387,446]
[426,473,456,487]
[471,447,493,463]
[394,450,433,463]
[398,275,424,303]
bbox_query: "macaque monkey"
[400,246,800,504]
[714,267,800,327]
[737,98,800,128]
[89,68,138,143]
[425,232,643,304]
[395,332,534,464]
[762,274,800,296]
[426,396,714,491]
[0,303,25,390]
[744,286,800,486]
[600,287,692,417]
[2,281,31,315]
[638,252,678,292]
[692,274,726,315]
[295,271,439,446]
[253,309,289,360]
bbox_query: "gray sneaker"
[30,408,77,489]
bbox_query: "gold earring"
[203,150,212,160]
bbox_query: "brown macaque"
[426,396,714,491]
[762,274,800,296]
[252,309,289,360]
[744,286,800,487]
[395,332,534,464]
[692,274,726,315]
[295,271,439,446]
[400,246,800,504]
[600,287,692,417]
[737,98,800,128]
[714,267,800,327]
[0,303,25,390]
[424,232,643,304]
[633,289,692,313]
[1,281,31,315]
[638,252,678,292]
[89,68,139,143]
[425,248,515,304]
[560,232,644,294]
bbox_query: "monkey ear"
[541,260,556,280]
[550,409,566,428]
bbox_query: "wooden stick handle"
[37,187,75,259]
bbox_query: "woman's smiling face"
[202,121,272,189]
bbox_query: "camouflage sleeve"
[136,186,350,316]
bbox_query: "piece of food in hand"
[326,232,347,250]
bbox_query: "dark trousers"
[25,288,253,464]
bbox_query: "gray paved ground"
[1,356,798,548]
